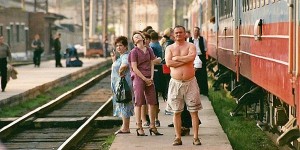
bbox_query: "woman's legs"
[148,104,156,128]
[135,106,146,134]
[121,116,130,132]
[141,105,149,126]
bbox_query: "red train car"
[188,0,300,148]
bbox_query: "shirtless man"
[165,25,202,146]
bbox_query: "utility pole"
[34,0,37,12]
[21,0,25,11]
[102,0,108,58]
[82,0,87,56]
[45,0,48,13]
[89,0,95,38]
[172,0,177,27]
[127,0,131,41]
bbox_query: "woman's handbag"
[116,77,132,103]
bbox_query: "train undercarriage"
[207,58,300,149]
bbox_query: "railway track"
[0,69,119,150]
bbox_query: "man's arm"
[7,45,12,63]
[165,45,185,68]
[172,43,196,63]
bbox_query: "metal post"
[89,0,94,38]
[45,0,48,13]
[82,0,87,56]
[102,0,108,58]
[172,0,177,27]
[127,0,131,41]
[34,0,37,12]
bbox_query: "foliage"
[209,80,279,150]
[101,135,116,150]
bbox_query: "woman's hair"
[163,28,173,38]
[159,27,173,46]
[142,32,151,40]
[114,36,128,47]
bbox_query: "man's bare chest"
[172,46,189,56]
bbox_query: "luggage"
[67,59,83,67]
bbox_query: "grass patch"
[0,64,111,117]
[101,135,116,150]
[209,80,278,150]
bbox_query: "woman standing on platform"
[129,31,163,136]
[111,36,134,135]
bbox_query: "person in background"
[128,31,163,136]
[140,32,151,127]
[185,30,191,42]
[165,25,202,146]
[149,31,163,127]
[0,35,12,92]
[188,27,209,96]
[53,33,63,67]
[31,34,44,67]
[111,36,134,135]
[160,27,174,106]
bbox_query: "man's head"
[56,33,61,39]
[193,27,200,38]
[34,34,40,40]
[185,30,191,39]
[173,25,186,42]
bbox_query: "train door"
[233,0,241,82]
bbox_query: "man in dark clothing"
[189,27,209,96]
[53,33,63,67]
[31,34,44,67]
[0,35,12,92]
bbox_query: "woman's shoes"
[136,128,147,136]
[114,129,130,135]
[149,127,163,136]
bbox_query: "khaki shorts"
[166,77,202,113]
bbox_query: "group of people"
[110,25,209,146]
[31,32,80,68]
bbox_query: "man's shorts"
[166,77,202,113]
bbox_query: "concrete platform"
[110,95,233,150]
[0,58,111,106]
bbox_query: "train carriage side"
[239,1,293,107]
[200,0,300,148]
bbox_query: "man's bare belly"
[170,65,195,81]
